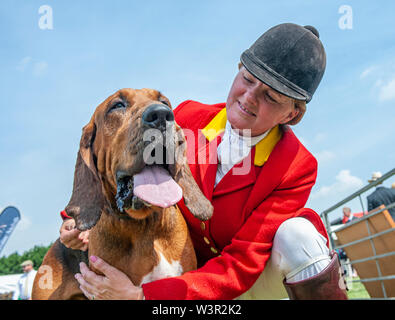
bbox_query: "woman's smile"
[238,101,256,117]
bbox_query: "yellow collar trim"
[201,108,282,166]
[201,108,228,142]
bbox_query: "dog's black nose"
[142,104,174,131]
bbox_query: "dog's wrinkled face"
[93,88,173,219]
[66,88,213,230]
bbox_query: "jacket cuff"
[141,278,187,300]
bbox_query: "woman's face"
[226,66,299,136]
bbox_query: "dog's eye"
[108,102,126,113]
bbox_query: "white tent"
[0,273,22,295]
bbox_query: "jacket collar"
[201,107,282,166]
[195,131,258,200]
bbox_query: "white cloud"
[33,61,48,77]
[16,57,48,76]
[358,60,395,102]
[311,169,363,201]
[15,215,32,232]
[374,79,383,88]
[298,133,327,150]
[16,56,32,71]
[313,132,327,143]
[314,150,336,164]
[360,66,377,79]
[307,170,365,217]
[378,78,395,101]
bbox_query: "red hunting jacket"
[60,100,329,299]
[141,100,329,300]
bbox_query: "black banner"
[0,206,21,255]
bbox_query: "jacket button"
[210,247,218,254]
[200,222,206,231]
[203,237,210,245]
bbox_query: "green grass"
[346,277,371,299]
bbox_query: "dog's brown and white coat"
[32,88,213,300]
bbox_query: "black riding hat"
[240,23,326,103]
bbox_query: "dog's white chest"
[140,251,183,286]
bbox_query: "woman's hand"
[59,218,89,251]
[74,255,144,300]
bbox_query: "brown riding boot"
[283,251,348,300]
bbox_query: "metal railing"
[320,168,395,299]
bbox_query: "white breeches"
[237,217,331,300]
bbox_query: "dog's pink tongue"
[133,166,182,208]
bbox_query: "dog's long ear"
[169,125,213,221]
[65,119,106,231]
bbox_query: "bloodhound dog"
[32,88,213,300]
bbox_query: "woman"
[60,23,347,300]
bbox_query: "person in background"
[367,172,395,220]
[12,260,37,300]
[341,206,365,224]
[340,207,363,277]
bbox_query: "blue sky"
[1,1,394,256]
